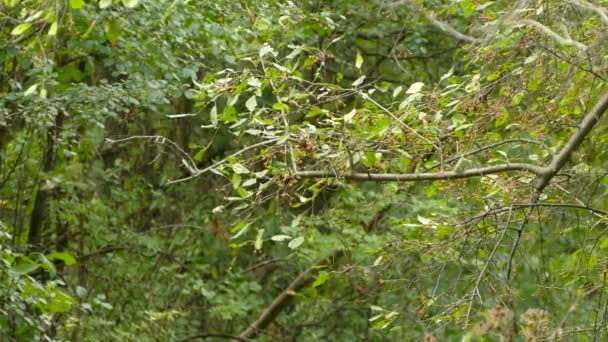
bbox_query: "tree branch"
[295,91,608,193]
[520,19,587,50]
[535,91,608,191]
[422,138,553,172]
[295,163,545,182]
[239,250,344,340]
[386,1,482,43]
[423,11,483,44]
[568,0,608,27]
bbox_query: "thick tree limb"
[534,91,608,192]
[239,250,344,340]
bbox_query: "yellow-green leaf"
[209,104,218,127]
[47,252,77,266]
[232,163,249,174]
[11,23,32,36]
[254,229,264,251]
[355,51,363,70]
[406,82,424,94]
[24,83,39,97]
[288,236,304,249]
[122,0,138,8]
[99,0,112,8]
[105,19,120,44]
[47,22,58,36]
[70,0,85,9]
[245,95,257,112]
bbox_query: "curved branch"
[423,11,483,44]
[520,19,587,50]
[168,138,280,184]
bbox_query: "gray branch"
[295,163,545,181]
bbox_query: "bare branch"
[386,1,482,43]
[423,138,553,172]
[465,207,513,328]
[295,163,545,182]
[423,11,483,44]
[520,19,588,50]
[167,139,280,184]
[106,135,198,174]
[568,0,608,27]
[360,92,439,149]
[461,202,608,226]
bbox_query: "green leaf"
[406,82,424,94]
[254,229,264,251]
[99,0,112,8]
[245,95,257,112]
[236,187,252,198]
[105,19,120,44]
[242,178,257,187]
[312,271,329,288]
[11,262,39,275]
[355,51,364,70]
[231,172,241,189]
[70,0,85,9]
[460,0,475,18]
[259,44,276,57]
[122,0,138,7]
[193,148,207,161]
[230,221,251,240]
[48,22,58,36]
[272,103,289,111]
[486,72,501,81]
[232,163,249,174]
[11,23,32,36]
[392,86,403,98]
[46,252,76,266]
[343,109,356,124]
[76,286,88,298]
[209,105,218,127]
[352,75,366,87]
[24,83,39,97]
[288,236,304,249]
[271,235,292,242]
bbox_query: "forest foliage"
[2,0,608,341]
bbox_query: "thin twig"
[423,138,552,172]
[167,139,280,184]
